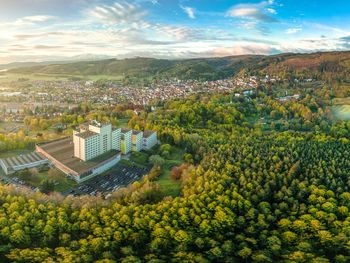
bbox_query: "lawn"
[332,105,350,120]
[130,151,149,166]
[127,147,184,197]
[157,147,185,197]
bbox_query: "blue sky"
[0,0,350,63]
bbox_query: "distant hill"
[7,51,350,81]
[7,55,263,81]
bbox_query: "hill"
[7,51,350,82]
[8,55,264,80]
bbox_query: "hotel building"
[33,121,158,182]
[132,130,143,152]
[73,121,121,161]
[121,128,132,154]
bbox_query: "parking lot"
[66,162,151,196]
[0,176,39,192]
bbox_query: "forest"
[0,91,350,262]
[7,51,350,82]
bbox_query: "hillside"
[7,51,350,81]
[8,55,263,80]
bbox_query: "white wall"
[77,154,121,183]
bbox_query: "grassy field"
[130,151,149,166]
[332,105,350,120]
[129,147,184,197]
[332,97,350,121]
[158,147,184,197]
[0,72,124,83]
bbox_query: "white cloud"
[267,8,277,14]
[285,28,301,34]
[13,15,56,26]
[239,21,258,30]
[180,5,196,19]
[227,1,277,23]
[88,1,147,25]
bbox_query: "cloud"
[227,1,277,23]
[13,15,56,26]
[285,28,302,34]
[208,44,278,56]
[14,32,67,40]
[338,36,350,49]
[267,8,277,14]
[88,1,147,26]
[180,5,196,19]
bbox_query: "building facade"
[121,128,132,154]
[32,121,159,183]
[143,130,158,150]
[73,121,121,161]
[132,130,143,152]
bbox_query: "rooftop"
[75,131,98,139]
[90,120,111,128]
[0,152,47,169]
[132,130,142,135]
[37,137,120,174]
[143,130,156,138]
[121,128,131,133]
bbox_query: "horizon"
[2,49,350,66]
[1,0,350,64]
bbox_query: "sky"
[1,0,350,63]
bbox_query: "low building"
[0,152,48,175]
[143,130,158,150]
[121,128,132,154]
[36,137,121,183]
[132,130,143,152]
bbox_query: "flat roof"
[132,130,142,135]
[0,152,47,169]
[37,137,120,174]
[75,131,98,139]
[121,128,131,133]
[90,120,111,128]
[143,130,156,138]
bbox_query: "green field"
[332,105,350,120]
[129,147,184,197]
[158,147,184,197]
[130,151,149,166]
[0,72,124,83]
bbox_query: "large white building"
[132,130,143,152]
[121,128,132,154]
[73,121,121,161]
[32,121,159,183]
[143,130,158,150]
[73,121,158,161]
